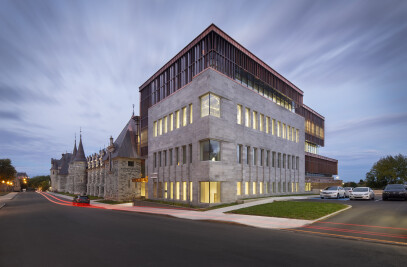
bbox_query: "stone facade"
[50,116,145,201]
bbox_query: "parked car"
[349,187,375,200]
[343,187,354,197]
[73,195,90,205]
[382,184,407,201]
[320,186,346,199]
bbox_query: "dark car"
[73,195,90,205]
[382,184,407,201]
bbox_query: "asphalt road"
[0,192,406,267]
[295,196,407,246]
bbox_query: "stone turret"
[72,134,87,195]
[67,138,77,194]
[50,158,59,192]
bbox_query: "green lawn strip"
[53,191,102,200]
[228,201,347,220]
[95,199,132,205]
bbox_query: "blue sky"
[0,0,406,181]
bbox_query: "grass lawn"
[228,201,347,220]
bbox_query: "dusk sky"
[0,0,406,181]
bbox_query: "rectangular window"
[260,149,264,166]
[170,182,174,199]
[189,144,192,164]
[176,110,180,129]
[283,154,286,169]
[159,119,163,135]
[296,129,299,143]
[164,182,168,198]
[164,116,168,133]
[237,182,241,196]
[288,155,290,170]
[296,182,299,192]
[176,182,180,200]
[296,157,299,170]
[246,146,250,164]
[292,127,295,142]
[266,116,270,133]
[176,148,179,165]
[287,126,290,140]
[260,182,263,194]
[189,104,193,124]
[278,153,281,168]
[237,145,242,164]
[237,104,242,124]
[128,161,134,167]
[190,182,193,201]
[253,147,257,165]
[272,119,276,135]
[169,149,173,165]
[277,121,281,137]
[200,140,221,161]
[183,182,187,201]
[252,111,257,130]
[158,151,162,167]
[200,182,221,203]
[182,145,187,164]
[272,182,276,193]
[282,123,286,139]
[292,155,295,169]
[272,152,276,167]
[259,114,264,131]
[182,107,187,126]
[252,182,257,195]
[245,108,250,127]
[266,151,270,167]
[306,182,311,192]
[201,93,220,118]
[245,182,249,195]
[154,121,157,137]
[265,182,269,194]
[170,114,174,131]
[153,152,157,168]
[164,150,167,166]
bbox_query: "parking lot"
[292,195,407,245]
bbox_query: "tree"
[365,154,407,189]
[0,159,16,182]
[343,182,357,188]
[27,175,50,190]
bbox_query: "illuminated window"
[296,129,299,143]
[272,119,276,135]
[253,111,257,130]
[154,121,157,137]
[200,140,220,161]
[176,110,180,129]
[164,116,168,133]
[182,107,187,126]
[170,182,174,199]
[296,182,299,192]
[245,108,250,127]
[266,116,270,133]
[176,182,180,200]
[182,182,187,201]
[277,121,281,137]
[265,182,269,194]
[252,182,257,194]
[200,182,221,203]
[190,182,193,201]
[237,104,242,124]
[306,182,311,192]
[170,113,174,131]
[292,127,295,141]
[237,182,241,196]
[245,182,249,195]
[259,114,264,131]
[159,119,162,135]
[141,182,146,197]
[282,123,286,139]
[164,182,168,198]
[189,104,193,123]
[260,182,263,194]
[201,93,220,118]
[287,126,290,140]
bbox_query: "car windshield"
[385,184,404,190]
[353,187,368,192]
[79,196,89,199]
[324,187,338,190]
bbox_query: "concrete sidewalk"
[0,192,19,209]
[48,192,319,229]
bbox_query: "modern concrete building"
[139,24,337,206]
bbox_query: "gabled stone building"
[50,115,145,201]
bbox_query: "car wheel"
[336,194,339,199]
[383,198,387,201]
[321,197,324,199]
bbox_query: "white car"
[349,187,375,200]
[320,186,346,199]
[343,187,354,197]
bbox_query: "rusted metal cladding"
[305,153,338,176]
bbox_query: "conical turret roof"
[74,135,86,162]
[70,138,77,163]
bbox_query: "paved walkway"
[0,192,19,209]
[47,192,321,229]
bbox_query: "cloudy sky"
[0,0,406,181]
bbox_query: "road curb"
[0,202,5,209]
[312,204,352,222]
